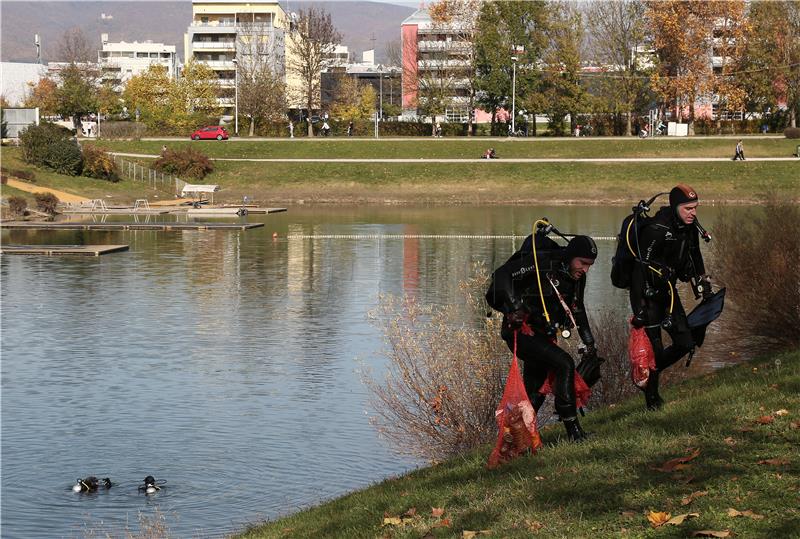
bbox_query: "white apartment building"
[184,0,290,111]
[98,34,178,90]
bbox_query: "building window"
[445,108,469,122]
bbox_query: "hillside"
[0,0,413,63]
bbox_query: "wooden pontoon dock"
[1,244,130,256]
[1,222,265,231]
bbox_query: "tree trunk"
[490,110,496,136]
[791,108,797,128]
[249,118,255,137]
[626,111,632,137]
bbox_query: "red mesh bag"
[487,335,542,470]
[538,371,591,409]
[629,324,656,388]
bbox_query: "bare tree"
[58,27,93,64]
[287,7,342,136]
[429,0,482,135]
[585,0,650,136]
[236,23,287,136]
[384,39,402,67]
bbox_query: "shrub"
[33,192,59,214]
[43,139,83,176]
[82,145,119,181]
[784,127,800,139]
[710,198,800,355]
[7,195,27,217]
[153,146,213,179]
[97,121,147,140]
[19,122,74,167]
[0,167,36,182]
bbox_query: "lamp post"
[232,58,239,136]
[378,64,384,120]
[511,45,523,135]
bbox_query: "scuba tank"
[610,193,665,289]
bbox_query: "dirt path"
[5,179,91,204]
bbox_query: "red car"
[190,126,229,140]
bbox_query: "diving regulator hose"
[531,219,553,326]
[625,216,675,317]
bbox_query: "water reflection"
[1,205,723,538]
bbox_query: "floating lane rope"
[285,234,617,240]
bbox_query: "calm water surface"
[1,205,721,538]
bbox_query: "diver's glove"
[631,312,647,329]
[697,275,714,300]
[506,310,527,330]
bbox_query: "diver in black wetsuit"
[629,184,711,410]
[491,232,599,442]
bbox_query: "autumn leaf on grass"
[681,490,709,505]
[774,409,789,417]
[431,518,451,528]
[755,415,774,425]
[758,458,790,466]
[383,516,403,526]
[790,421,800,430]
[723,436,737,446]
[402,507,416,517]
[647,511,671,527]
[431,507,445,517]
[692,531,732,538]
[652,448,701,472]
[462,531,491,538]
[526,519,544,531]
[666,513,700,525]
[727,508,765,520]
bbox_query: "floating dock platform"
[1,222,265,231]
[62,209,170,215]
[1,244,130,256]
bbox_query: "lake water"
[1,205,721,538]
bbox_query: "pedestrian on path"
[733,140,745,161]
[289,121,294,138]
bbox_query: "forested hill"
[1,0,413,63]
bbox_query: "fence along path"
[113,155,187,195]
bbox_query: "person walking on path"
[733,140,745,160]
[347,121,354,137]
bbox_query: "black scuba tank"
[486,233,562,312]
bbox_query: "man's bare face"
[569,257,595,280]
[678,202,699,225]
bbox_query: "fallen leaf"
[647,511,671,527]
[462,531,491,538]
[402,507,416,517]
[383,517,402,526]
[525,519,544,531]
[727,508,764,520]
[431,518,452,528]
[724,437,737,446]
[667,512,700,525]
[756,415,774,425]
[775,409,789,416]
[758,458,790,466]
[431,507,445,517]
[769,383,780,389]
[790,422,800,430]
[653,448,702,472]
[692,531,732,538]
[682,491,709,505]
[534,476,546,481]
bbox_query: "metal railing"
[113,155,187,195]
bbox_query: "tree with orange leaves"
[24,78,59,117]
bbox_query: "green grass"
[93,137,800,160]
[4,141,798,205]
[0,146,174,203]
[237,350,800,538]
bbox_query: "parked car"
[190,126,229,140]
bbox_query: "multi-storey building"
[321,49,401,116]
[98,34,178,90]
[184,0,291,112]
[401,8,473,122]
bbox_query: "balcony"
[192,41,235,50]
[418,59,470,70]
[197,60,235,69]
[417,40,470,53]
[217,79,236,87]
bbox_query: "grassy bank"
[238,350,800,538]
[3,142,798,205]
[94,137,800,160]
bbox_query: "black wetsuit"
[491,235,595,420]
[630,206,706,371]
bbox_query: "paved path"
[5,179,91,203]
[110,152,800,163]
[136,135,787,142]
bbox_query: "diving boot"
[563,417,588,443]
[644,370,664,411]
